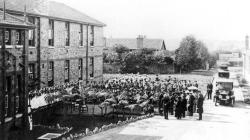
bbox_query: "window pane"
[0,29,2,45]
[16,31,21,45]
[28,64,35,79]
[65,60,70,82]
[65,22,70,46]
[5,30,9,43]
[48,19,54,46]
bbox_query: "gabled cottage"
[104,35,166,51]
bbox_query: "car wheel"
[219,101,222,105]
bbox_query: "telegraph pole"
[1,0,6,139]
[86,25,89,85]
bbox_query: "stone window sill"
[0,45,23,48]
[5,117,13,123]
[48,46,55,49]
[16,113,23,119]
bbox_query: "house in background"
[0,0,105,89]
[104,35,166,52]
[216,51,243,78]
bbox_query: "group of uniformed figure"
[87,74,204,120]
[159,91,204,120]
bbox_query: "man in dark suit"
[197,93,204,120]
[188,93,195,116]
[175,96,182,119]
[207,83,213,100]
[169,94,175,115]
[162,94,170,119]
[181,95,187,118]
[158,93,164,115]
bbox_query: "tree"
[208,52,217,68]
[103,52,118,63]
[140,48,156,55]
[112,44,129,64]
[120,52,147,74]
[153,50,173,64]
[175,41,190,72]
[175,35,210,72]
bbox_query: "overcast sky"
[54,0,250,50]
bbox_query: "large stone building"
[0,8,35,139]
[0,0,105,89]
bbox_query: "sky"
[53,0,250,51]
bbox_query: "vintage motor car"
[218,70,230,79]
[214,78,235,106]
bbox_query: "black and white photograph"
[0,0,250,139]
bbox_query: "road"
[80,100,250,140]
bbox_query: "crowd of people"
[86,74,205,120]
[29,74,206,120]
[159,91,204,120]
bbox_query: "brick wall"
[39,17,104,87]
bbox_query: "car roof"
[218,69,229,73]
[215,78,234,83]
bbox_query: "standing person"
[194,81,198,88]
[162,94,170,119]
[158,93,164,115]
[197,93,204,120]
[207,83,213,100]
[169,94,175,115]
[181,95,187,118]
[188,93,195,116]
[175,96,182,119]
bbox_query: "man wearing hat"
[158,93,164,115]
[162,93,170,119]
[188,92,195,116]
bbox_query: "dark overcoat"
[197,97,204,113]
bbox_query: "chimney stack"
[246,35,249,50]
[137,35,145,49]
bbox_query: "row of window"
[4,75,22,117]
[28,58,94,87]
[48,19,95,47]
[0,18,95,47]
[0,29,22,45]
[0,17,35,46]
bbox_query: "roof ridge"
[0,0,105,26]
[49,0,105,26]
[50,1,104,25]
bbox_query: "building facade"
[0,0,105,89]
[0,9,35,139]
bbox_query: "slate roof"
[144,39,166,50]
[106,39,137,50]
[0,10,35,28]
[0,0,105,26]
[105,38,166,50]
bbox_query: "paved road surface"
[80,100,250,140]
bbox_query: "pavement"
[80,99,250,140]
